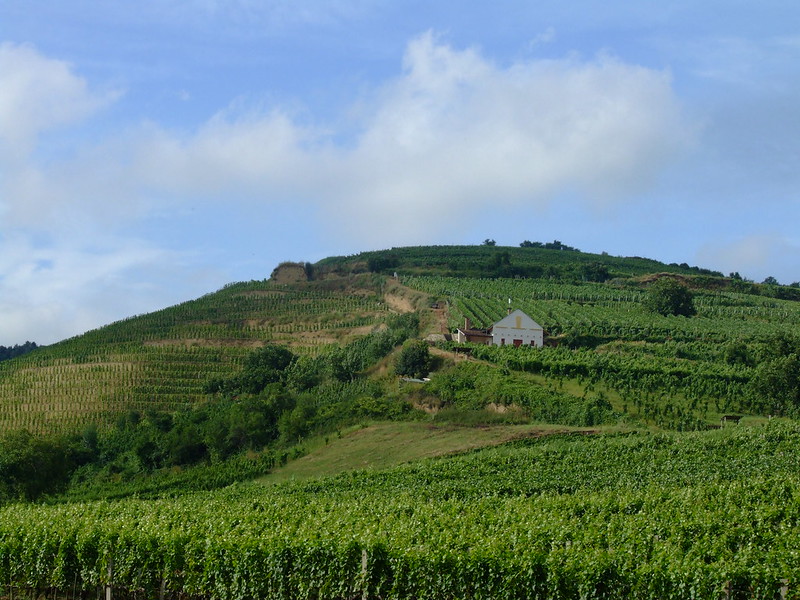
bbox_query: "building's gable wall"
[491,309,544,347]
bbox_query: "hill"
[0,274,393,433]
[0,242,798,438]
[1,243,800,598]
[314,242,725,281]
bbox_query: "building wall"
[491,310,544,347]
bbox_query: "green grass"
[261,420,607,483]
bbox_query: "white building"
[491,309,544,347]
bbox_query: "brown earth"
[270,263,308,284]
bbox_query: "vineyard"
[316,244,720,279]
[1,423,799,599]
[402,275,800,427]
[0,278,392,433]
[0,244,799,598]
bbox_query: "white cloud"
[0,33,693,342]
[0,234,184,344]
[329,33,690,242]
[528,27,556,49]
[0,42,116,160]
[113,32,691,244]
[697,235,800,284]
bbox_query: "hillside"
[1,243,800,598]
[0,243,798,437]
[315,243,725,280]
[0,274,393,433]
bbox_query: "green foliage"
[327,313,420,381]
[577,261,611,282]
[749,353,800,416]
[284,354,325,391]
[321,244,723,283]
[367,254,399,273]
[643,278,696,316]
[0,341,38,362]
[746,334,800,416]
[0,430,87,501]
[723,340,753,366]
[205,343,296,395]
[394,339,431,379]
[428,362,615,427]
[66,451,278,501]
[3,424,800,598]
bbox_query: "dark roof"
[457,328,492,337]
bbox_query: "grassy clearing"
[260,420,607,483]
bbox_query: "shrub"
[395,340,432,379]
[643,279,696,316]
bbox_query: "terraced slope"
[0,277,391,433]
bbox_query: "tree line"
[0,341,38,362]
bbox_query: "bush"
[749,354,800,416]
[395,340,432,379]
[643,279,696,316]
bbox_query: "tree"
[723,340,752,366]
[327,346,362,382]
[367,254,399,273]
[578,262,610,283]
[643,279,696,317]
[395,339,432,379]
[482,239,496,246]
[762,276,779,286]
[205,344,295,395]
[749,354,800,416]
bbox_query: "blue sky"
[1,1,799,344]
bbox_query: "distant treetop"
[0,342,38,363]
[520,240,580,252]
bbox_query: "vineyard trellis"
[1,424,800,599]
[0,281,393,433]
[403,275,800,426]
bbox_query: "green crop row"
[0,280,393,433]
[1,424,799,599]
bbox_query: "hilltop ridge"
[313,242,725,281]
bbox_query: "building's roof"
[492,309,543,330]
[456,327,493,337]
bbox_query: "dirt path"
[384,292,415,313]
[382,279,451,334]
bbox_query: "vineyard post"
[361,549,368,600]
[105,560,113,600]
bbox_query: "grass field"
[262,421,606,482]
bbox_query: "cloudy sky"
[1,1,799,344]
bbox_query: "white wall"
[491,310,544,347]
